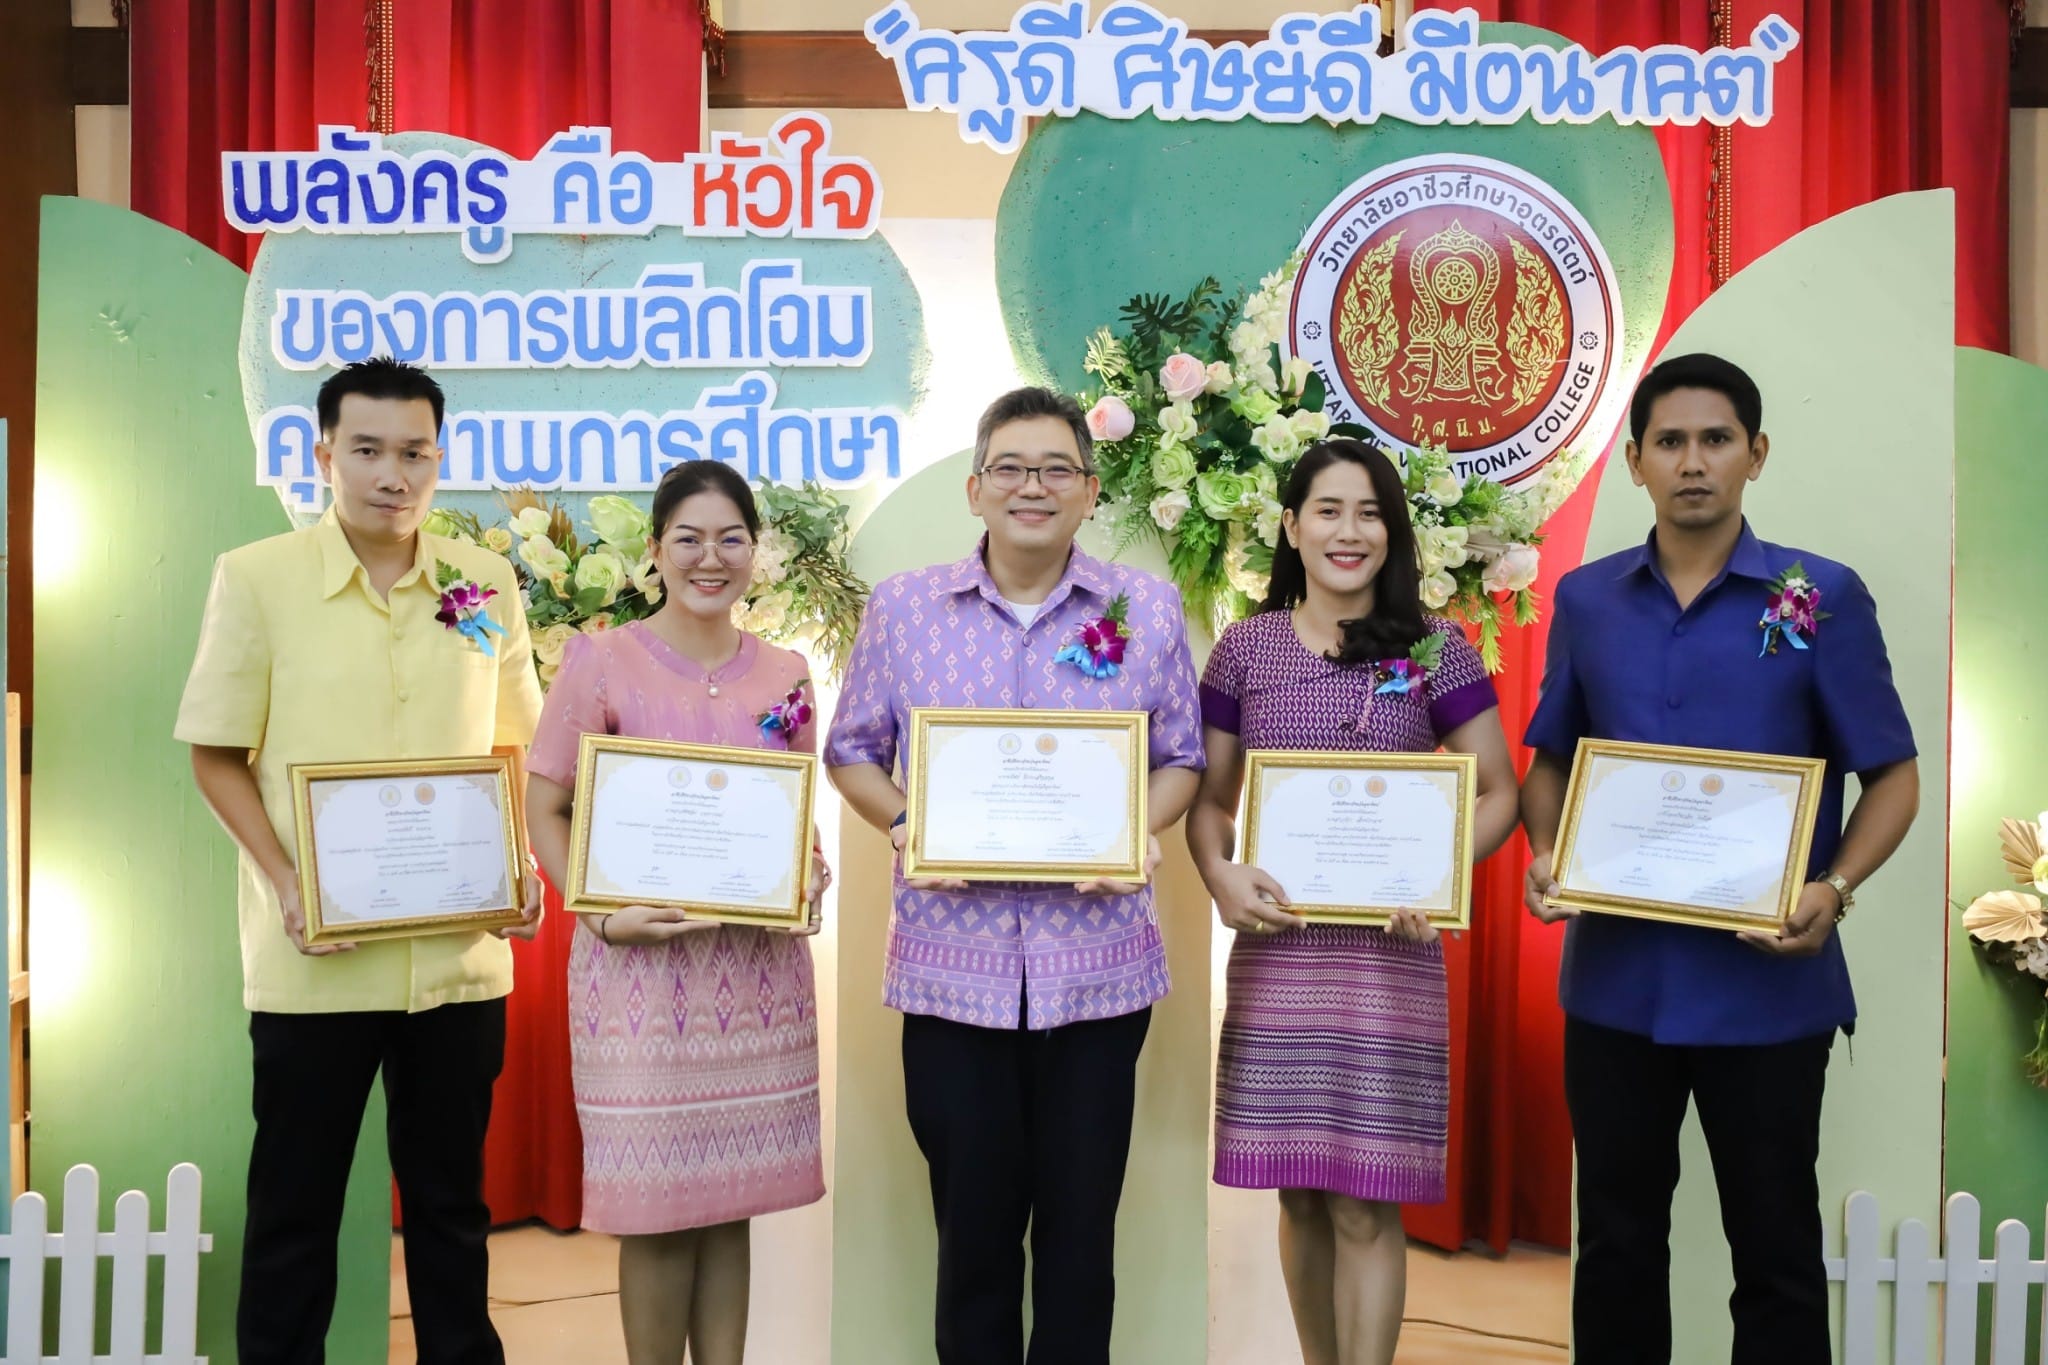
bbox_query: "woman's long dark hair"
[1260,438,1429,667]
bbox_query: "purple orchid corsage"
[1758,562,1830,656]
[759,680,814,743]
[1374,631,1447,696]
[1055,593,1131,680]
[433,560,505,656]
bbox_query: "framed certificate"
[1550,739,1826,932]
[289,757,526,945]
[565,735,817,927]
[903,708,1149,883]
[1240,751,1477,928]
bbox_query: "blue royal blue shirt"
[1524,521,1916,1046]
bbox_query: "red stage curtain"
[132,0,718,1231]
[131,0,716,261]
[1408,0,2009,1254]
[1729,0,2010,351]
[131,0,374,268]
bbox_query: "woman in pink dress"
[527,461,828,1365]
[1186,439,1520,1365]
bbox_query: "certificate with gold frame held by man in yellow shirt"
[288,755,528,945]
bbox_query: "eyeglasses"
[977,461,1093,492]
[666,535,756,566]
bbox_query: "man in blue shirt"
[1520,353,1920,1363]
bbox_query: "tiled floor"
[391,1228,1566,1363]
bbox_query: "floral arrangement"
[423,481,870,688]
[1077,253,1586,670]
[1962,814,2048,1083]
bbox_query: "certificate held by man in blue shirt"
[1518,353,1920,1365]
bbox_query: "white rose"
[1204,360,1234,394]
[1149,489,1191,531]
[1483,543,1542,594]
[1417,532,1445,577]
[510,506,552,540]
[750,526,796,587]
[1288,408,1330,444]
[1251,414,1302,462]
[1434,524,1470,569]
[1156,402,1200,445]
[1420,570,1458,610]
[532,622,579,669]
[738,588,794,635]
[1255,498,1283,546]
[1280,357,1315,395]
[1427,471,1465,506]
[632,557,663,604]
[519,535,571,580]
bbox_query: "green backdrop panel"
[1945,346,2048,1357]
[31,196,389,1362]
[993,23,1673,413]
[1579,191,1954,1363]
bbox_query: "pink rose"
[1085,395,1135,442]
[1159,352,1208,403]
[1483,543,1542,594]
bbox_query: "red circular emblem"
[1291,155,1623,486]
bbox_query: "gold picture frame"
[565,734,818,928]
[1549,739,1826,932]
[1240,750,1477,928]
[289,756,526,945]
[903,707,1150,884]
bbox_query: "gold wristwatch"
[1817,871,1854,921]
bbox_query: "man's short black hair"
[316,357,446,438]
[1628,353,1763,446]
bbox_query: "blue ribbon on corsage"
[1374,659,1424,695]
[1756,614,1810,657]
[1054,643,1121,679]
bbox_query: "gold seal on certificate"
[1240,751,1477,928]
[1550,740,1826,931]
[289,757,526,945]
[903,708,1149,883]
[565,735,817,927]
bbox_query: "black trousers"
[239,999,507,1365]
[901,1006,1152,1365]
[1564,1015,1834,1365]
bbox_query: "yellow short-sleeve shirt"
[174,510,545,1014]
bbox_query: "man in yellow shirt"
[176,358,544,1365]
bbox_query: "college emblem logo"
[1290,154,1623,486]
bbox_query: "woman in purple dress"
[1187,439,1520,1365]
[527,462,829,1365]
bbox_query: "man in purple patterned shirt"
[826,387,1204,1365]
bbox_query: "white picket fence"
[0,1164,210,1365]
[1828,1189,2048,1364]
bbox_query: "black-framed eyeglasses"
[977,461,1094,492]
